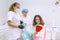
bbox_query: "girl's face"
[35,17,40,24]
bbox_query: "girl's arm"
[32,32,38,37]
[33,32,38,35]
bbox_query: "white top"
[7,11,22,39]
[7,11,21,25]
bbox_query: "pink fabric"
[33,35,42,40]
[33,27,46,40]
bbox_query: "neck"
[37,23,40,25]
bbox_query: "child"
[32,15,46,40]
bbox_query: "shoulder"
[8,11,15,14]
[27,15,31,18]
[8,11,14,13]
[8,11,15,15]
[27,15,31,20]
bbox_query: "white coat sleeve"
[7,12,14,21]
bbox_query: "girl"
[7,2,23,40]
[32,15,46,40]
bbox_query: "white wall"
[0,0,60,27]
[54,6,60,26]
[0,0,8,25]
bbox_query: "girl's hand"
[36,25,43,32]
[33,32,37,37]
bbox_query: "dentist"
[21,9,32,33]
[7,2,24,40]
